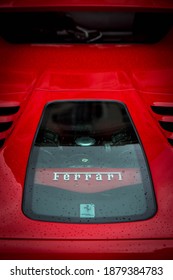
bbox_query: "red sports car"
[0,0,173,259]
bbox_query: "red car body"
[0,0,173,259]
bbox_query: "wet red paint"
[0,0,173,10]
[0,1,173,259]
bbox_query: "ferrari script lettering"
[53,172,122,181]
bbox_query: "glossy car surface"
[0,0,173,259]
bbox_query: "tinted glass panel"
[23,101,156,223]
[0,11,172,44]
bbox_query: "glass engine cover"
[23,101,156,223]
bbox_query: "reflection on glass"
[23,101,156,223]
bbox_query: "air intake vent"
[151,102,173,146]
[0,102,20,148]
[159,117,173,132]
[151,104,173,116]
[0,106,20,116]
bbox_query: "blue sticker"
[80,204,95,218]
